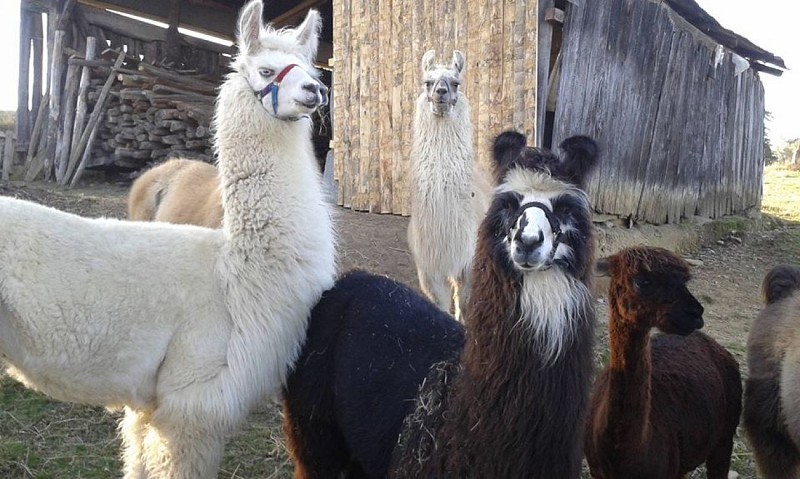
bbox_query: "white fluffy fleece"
[408,90,490,320]
[0,8,335,479]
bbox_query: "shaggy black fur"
[282,271,464,478]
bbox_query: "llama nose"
[516,230,544,250]
[319,83,330,106]
[435,85,448,95]
[302,82,320,94]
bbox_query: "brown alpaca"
[127,158,222,228]
[744,264,800,479]
[585,247,742,479]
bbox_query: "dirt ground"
[1,178,799,477]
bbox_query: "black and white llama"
[282,130,599,478]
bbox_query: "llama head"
[487,131,597,274]
[602,247,704,335]
[420,50,465,116]
[761,264,800,305]
[234,0,329,121]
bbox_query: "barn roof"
[666,0,786,75]
[73,0,333,45]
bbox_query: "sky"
[0,0,796,144]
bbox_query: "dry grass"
[1,165,798,477]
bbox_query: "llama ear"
[237,0,263,55]
[421,50,436,73]
[451,51,465,77]
[595,257,610,277]
[558,135,598,188]
[492,130,527,174]
[294,9,322,63]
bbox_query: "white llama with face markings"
[0,1,335,478]
[408,49,491,321]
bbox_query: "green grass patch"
[762,164,800,224]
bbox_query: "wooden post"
[64,36,96,182]
[165,0,182,65]
[24,92,49,171]
[31,11,44,133]
[2,131,15,181]
[41,29,66,181]
[55,61,81,184]
[16,8,32,151]
[70,50,126,187]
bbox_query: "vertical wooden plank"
[378,0,393,213]
[476,0,491,166]
[64,36,96,183]
[355,0,371,211]
[348,0,361,209]
[42,29,66,181]
[512,0,527,130]
[535,0,553,145]
[31,12,44,132]
[1,133,13,181]
[55,61,81,184]
[390,0,404,213]
[501,0,515,132]
[333,0,350,206]
[522,0,538,142]
[16,8,32,151]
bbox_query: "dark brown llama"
[743,264,800,479]
[585,247,742,479]
[283,130,599,478]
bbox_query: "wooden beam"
[80,4,235,54]
[77,0,238,40]
[271,0,327,28]
[545,8,565,25]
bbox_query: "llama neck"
[443,232,592,475]
[410,94,474,185]
[214,74,322,249]
[605,301,653,446]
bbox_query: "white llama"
[0,2,335,478]
[408,49,490,321]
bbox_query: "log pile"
[88,64,218,171]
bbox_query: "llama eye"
[258,68,274,78]
[424,81,433,87]
[452,82,460,88]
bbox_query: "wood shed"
[13,0,785,225]
[332,0,785,223]
[14,0,333,185]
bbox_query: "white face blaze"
[508,199,558,271]
[235,1,328,121]
[499,167,583,273]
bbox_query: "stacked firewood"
[89,63,217,170]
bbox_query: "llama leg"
[744,377,800,479]
[120,408,150,479]
[704,437,734,479]
[417,268,452,314]
[141,419,226,479]
[283,402,351,479]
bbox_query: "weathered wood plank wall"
[332,0,540,214]
[553,0,765,224]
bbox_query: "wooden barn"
[13,0,784,224]
[332,0,785,223]
[14,0,333,185]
